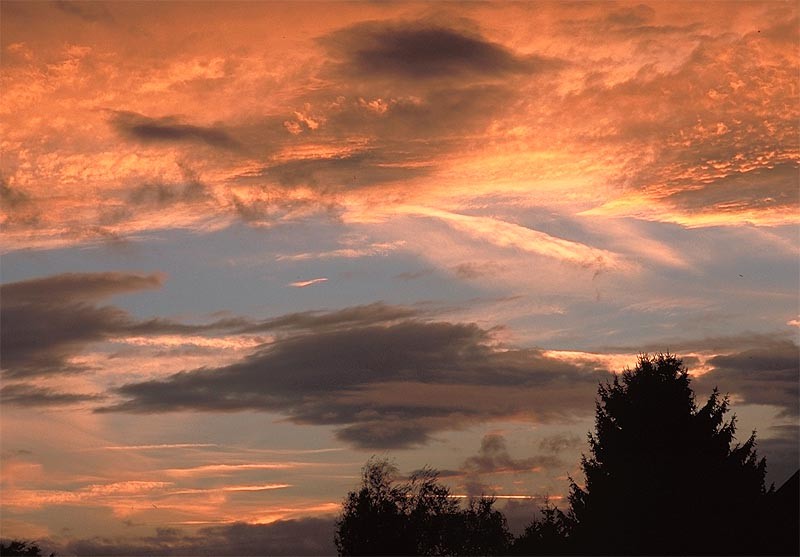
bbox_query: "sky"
[1,1,798,554]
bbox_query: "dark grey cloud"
[101,316,609,449]
[0,270,418,384]
[663,162,799,214]
[461,434,564,497]
[464,434,563,475]
[0,383,103,407]
[239,302,419,334]
[241,84,522,198]
[230,20,562,200]
[321,22,562,80]
[53,0,115,23]
[58,518,335,556]
[128,164,211,208]
[395,268,435,281]
[128,180,208,206]
[502,498,547,536]
[538,433,583,454]
[110,111,240,150]
[695,340,800,417]
[0,177,41,228]
[596,333,800,421]
[758,424,800,488]
[0,272,163,377]
[1,271,162,304]
[240,150,432,191]
[0,177,31,210]
[452,261,504,280]
[229,190,342,225]
[606,4,656,27]
[236,82,523,197]
[604,332,797,358]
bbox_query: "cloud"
[0,272,164,377]
[398,206,626,271]
[2,271,163,304]
[395,268,434,281]
[464,433,563,475]
[459,433,564,497]
[0,177,32,210]
[758,424,800,487]
[232,19,565,203]
[127,166,211,208]
[662,163,799,214]
[289,278,328,288]
[276,240,405,262]
[243,151,432,191]
[452,261,504,279]
[53,1,114,23]
[605,4,656,27]
[573,16,799,226]
[58,518,336,556]
[593,332,800,419]
[695,340,800,417]
[0,383,104,406]
[110,111,240,150]
[101,314,610,448]
[0,270,418,384]
[100,444,217,451]
[321,22,562,80]
[238,302,419,334]
[538,433,583,454]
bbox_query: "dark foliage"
[334,458,511,556]
[452,497,513,556]
[511,499,571,555]
[0,540,53,557]
[335,354,797,556]
[568,354,770,555]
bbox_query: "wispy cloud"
[393,206,627,271]
[160,463,315,477]
[100,444,219,451]
[288,278,328,288]
[276,241,405,261]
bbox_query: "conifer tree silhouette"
[568,354,769,555]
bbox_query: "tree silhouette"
[511,498,571,555]
[0,540,52,557]
[335,458,511,556]
[335,458,415,555]
[452,497,512,556]
[568,353,770,555]
[334,354,796,555]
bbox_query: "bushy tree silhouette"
[335,458,415,555]
[453,497,512,556]
[568,354,769,555]
[0,540,52,557]
[335,459,512,556]
[512,498,571,555]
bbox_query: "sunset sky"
[1,1,798,554]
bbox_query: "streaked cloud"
[160,463,312,477]
[0,272,164,377]
[395,206,627,270]
[100,444,219,451]
[276,240,405,262]
[57,518,336,556]
[100,312,612,448]
[288,278,328,288]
